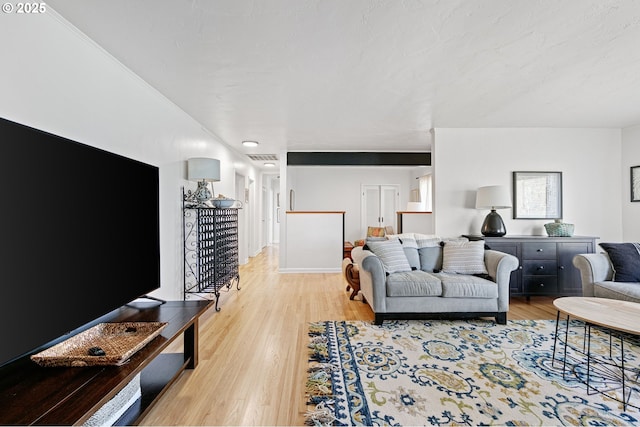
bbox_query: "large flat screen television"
[0,117,160,367]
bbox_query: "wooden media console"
[0,300,211,425]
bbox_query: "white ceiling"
[48,0,640,168]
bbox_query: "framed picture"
[513,171,563,219]
[632,166,640,202]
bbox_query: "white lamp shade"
[476,185,511,209]
[187,158,220,182]
[406,202,423,211]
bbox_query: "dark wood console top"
[0,300,211,426]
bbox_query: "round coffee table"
[554,297,640,335]
[552,296,640,409]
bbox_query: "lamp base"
[194,181,213,207]
[481,209,506,237]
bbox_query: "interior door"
[364,185,381,228]
[361,184,399,235]
[380,185,398,230]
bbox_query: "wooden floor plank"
[140,246,558,426]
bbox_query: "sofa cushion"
[434,273,498,298]
[599,242,640,282]
[387,233,439,242]
[594,281,640,303]
[441,240,488,275]
[365,239,412,274]
[418,246,443,272]
[386,271,442,297]
[416,236,442,248]
[386,233,417,241]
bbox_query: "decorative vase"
[544,219,574,237]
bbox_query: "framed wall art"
[632,165,640,202]
[512,171,563,219]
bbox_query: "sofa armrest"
[484,250,519,312]
[572,253,613,297]
[351,246,387,312]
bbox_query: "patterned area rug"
[306,319,640,426]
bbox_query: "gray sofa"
[573,253,640,302]
[351,234,519,325]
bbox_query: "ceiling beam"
[287,152,431,166]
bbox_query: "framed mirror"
[632,165,640,202]
[513,171,562,219]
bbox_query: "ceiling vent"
[247,154,278,161]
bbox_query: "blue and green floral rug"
[306,319,640,426]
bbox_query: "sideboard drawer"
[523,276,558,294]
[523,260,557,276]
[522,242,557,259]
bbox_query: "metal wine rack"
[183,192,240,311]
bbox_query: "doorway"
[361,184,400,235]
[235,172,248,264]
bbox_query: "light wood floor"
[140,246,558,426]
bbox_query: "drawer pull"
[538,266,544,270]
[539,283,544,287]
[559,266,565,270]
[537,249,543,252]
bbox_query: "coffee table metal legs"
[553,310,636,410]
[551,311,571,380]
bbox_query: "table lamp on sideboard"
[476,185,511,237]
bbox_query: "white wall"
[622,125,640,241]
[286,166,424,243]
[0,11,259,300]
[432,128,623,243]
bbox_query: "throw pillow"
[399,237,420,270]
[441,240,488,275]
[418,246,443,272]
[599,243,640,282]
[365,239,412,274]
[367,226,386,238]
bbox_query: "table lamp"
[476,185,511,237]
[186,158,220,207]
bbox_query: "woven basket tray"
[31,322,167,367]
[544,222,575,237]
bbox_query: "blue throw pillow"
[418,246,443,272]
[398,237,420,270]
[599,243,640,282]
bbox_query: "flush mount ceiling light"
[264,162,275,167]
[242,140,259,147]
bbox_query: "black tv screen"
[0,117,160,367]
